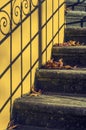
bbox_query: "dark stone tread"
[12,94,86,129]
[64,27,86,43]
[35,69,86,94]
[52,46,86,67]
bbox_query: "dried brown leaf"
[30,86,42,97]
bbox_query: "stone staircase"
[12,0,86,130]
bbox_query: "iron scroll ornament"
[0,10,10,35]
[12,0,31,25]
[0,0,39,37]
[22,0,30,15]
[10,0,39,25]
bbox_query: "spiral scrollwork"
[22,0,30,15]
[12,0,21,25]
[0,0,41,36]
[0,10,10,35]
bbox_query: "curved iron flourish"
[0,10,10,35]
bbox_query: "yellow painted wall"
[0,0,65,129]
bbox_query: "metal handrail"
[66,19,86,27]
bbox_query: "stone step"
[64,27,86,44]
[66,0,86,11]
[52,46,86,67]
[35,69,86,94]
[66,10,86,27]
[12,94,86,130]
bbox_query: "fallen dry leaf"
[63,65,77,69]
[57,58,64,67]
[29,86,42,97]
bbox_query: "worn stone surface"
[52,46,86,67]
[12,94,86,130]
[66,11,86,27]
[64,27,86,43]
[35,69,86,94]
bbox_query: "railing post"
[38,0,42,68]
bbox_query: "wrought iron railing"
[66,0,86,27]
[0,0,86,125]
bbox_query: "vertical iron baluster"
[30,1,32,91]
[38,0,42,67]
[58,0,60,45]
[81,19,83,27]
[45,0,47,62]
[10,0,12,120]
[52,0,54,46]
[21,2,23,96]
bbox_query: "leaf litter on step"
[41,58,77,69]
[53,40,84,47]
